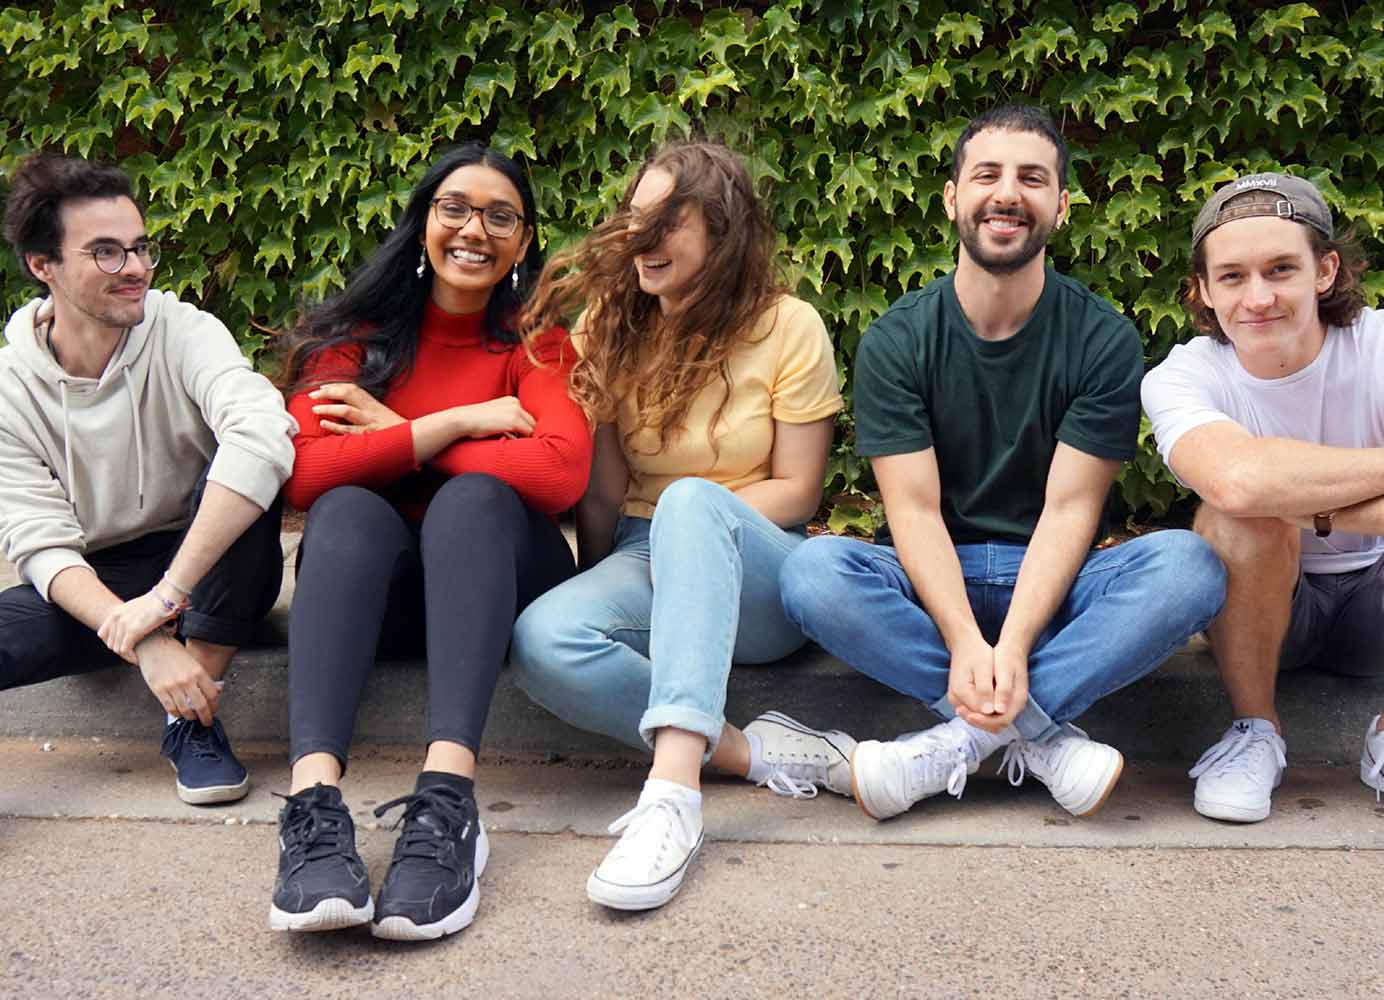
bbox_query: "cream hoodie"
[0,289,296,600]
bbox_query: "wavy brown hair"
[1182,189,1368,343]
[522,142,783,453]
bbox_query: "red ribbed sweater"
[284,302,592,519]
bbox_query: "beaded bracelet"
[161,571,193,598]
[151,586,190,618]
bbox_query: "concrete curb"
[4,535,1382,765]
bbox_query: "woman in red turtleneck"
[267,144,591,942]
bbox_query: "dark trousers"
[287,474,575,767]
[0,473,284,691]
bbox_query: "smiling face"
[944,127,1067,277]
[423,163,532,315]
[628,167,710,314]
[27,196,151,331]
[1197,215,1340,376]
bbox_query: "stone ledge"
[2,632,1380,766]
[5,537,1381,765]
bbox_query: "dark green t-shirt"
[854,267,1142,546]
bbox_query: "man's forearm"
[1286,492,1384,536]
[48,565,124,631]
[890,507,984,650]
[164,481,267,594]
[1189,435,1384,518]
[997,502,1099,656]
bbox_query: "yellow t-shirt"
[612,295,843,517]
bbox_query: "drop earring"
[511,263,520,291]
[416,249,427,279]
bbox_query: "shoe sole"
[585,831,704,911]
[269,896,374,932]
[754,711,857,798]
[371,824,491,941]
[850,742,901,822]
[1063,750,1124,818]
[170,763,249,805]
[1193,794,1270,823]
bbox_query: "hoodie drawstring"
[57,378,77,516]
[122,366,145,510]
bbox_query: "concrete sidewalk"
[2,740,1382,1000]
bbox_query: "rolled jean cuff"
[639,704,723,760]
[179,608,258,648]
[928,693,1060,744]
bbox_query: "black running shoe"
[269,784,373,932]
[371,773,489,941]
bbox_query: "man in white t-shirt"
[1142,173,1384,823]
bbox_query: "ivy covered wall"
[3,1,1382,522]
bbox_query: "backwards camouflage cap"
[1192,173,1333,248]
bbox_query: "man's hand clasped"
[947,637,1029,733]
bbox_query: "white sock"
[641,777,703,813]
[165,679,226,726]
[743,730,770,784]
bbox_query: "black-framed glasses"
[430,198,524,238]
[72,240,161,274]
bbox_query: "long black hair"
[280,142,543,397]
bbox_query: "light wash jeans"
[510,477,809,757]
[779,530,1227,743]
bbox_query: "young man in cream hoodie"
[0,153,296,804]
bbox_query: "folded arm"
[1170,420,1384,518]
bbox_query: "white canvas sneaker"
[1188,719,1286,823]
[850,716,1013,821]
[1359,714,1384,800]
[744,711,857,799]
[1001,724,1124,817]
[586,779,704,911]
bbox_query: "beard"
[956,206,1056,275]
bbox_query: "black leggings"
[288,473,575,767]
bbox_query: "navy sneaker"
[160,717,250,805]
[371,773,489,941]
[270,784,374,932]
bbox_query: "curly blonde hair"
[522,142,783,454]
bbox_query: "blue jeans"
[779,530,1227,743]
[510,478,808,757]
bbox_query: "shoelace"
[760,770,819,799]
[374,786,475,863]
[275,791,353,863]
[606,796,685,866]
[160,719,224,761]
[1189,727,1286,781]
[1000,725,1084,787]
[899,728,970,799]
[1000,741,1030,787]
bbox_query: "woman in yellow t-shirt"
[512,143,851,911]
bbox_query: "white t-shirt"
[1141,307,1384,574]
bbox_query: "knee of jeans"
[1147,530,1229,623]
[778,536,849,626]
[509,600,574,696]
[650,477,734,530]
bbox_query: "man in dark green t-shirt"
[776,105,1227,822]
